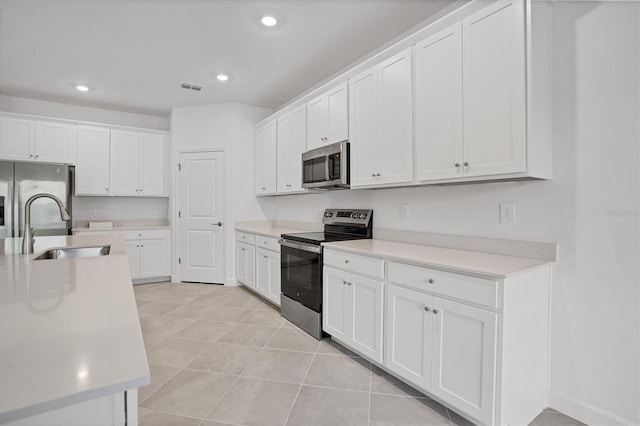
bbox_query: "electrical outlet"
[399,203,409,220]
[88,204,97,217]
[499,203,515,224]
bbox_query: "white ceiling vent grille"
[181,82,204,91]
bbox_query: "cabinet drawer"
[255,235,280,252]
[236,231,256,245]
[324,250,384,279]
[387,262,498,308]
[119,229,169,241]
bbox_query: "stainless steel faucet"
[22,193,71,255]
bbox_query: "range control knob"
[351,213,357,219]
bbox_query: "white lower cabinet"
[235,231,280,306]
[236,242,256,289]
[385,283,496,424]
[122,230,171,281]
[7,390,137,426]
[72,229,171,282]
[323,248,550,426]
[323,266,384,363]
[431,297,497,423]
[256,247,281,306]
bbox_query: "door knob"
[214,222,223,226]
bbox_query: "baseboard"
[133,276,171,285]
[224,279,241,287]
[549,389,637,426]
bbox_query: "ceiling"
[0,0,457,117]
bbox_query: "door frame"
[173,148,227,284]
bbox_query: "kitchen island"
[0,235,149,425]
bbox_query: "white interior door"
[178,151,225,283]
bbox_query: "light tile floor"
[134,282,585,426]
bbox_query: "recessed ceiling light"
[216,74,229,82]
[75,84,90,92]
[261,16,277,27]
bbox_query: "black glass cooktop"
[281,232,368,245]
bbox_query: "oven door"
[279,239,323,312]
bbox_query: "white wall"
[72,196,169,225]
[260,2,640,425]
[0,95,169,130]
[170,103,272,284]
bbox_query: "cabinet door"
[236,243,248,284]
[255,121,277,195]
[349,274,384,363]
[140,133,165,196]
[0,117,32,161]
[255,248,270,297]
[276,113,292,193]
[244,244,256,289]
[462,0,526,177]
[431,297,497,425]
[34,121,76,164]
[76,126,111,196]
[325,82,349,144]
[125,240,141,280]
[306,95,326,150]
[140,237,171,278]
[288,104,307,192]
[322,266,349,341]
[266,249,281,306]
[385,283,433,391]
[377,48,413,185]
[349,68,378,187]
[110,131,141,196]
[415,23,464,181]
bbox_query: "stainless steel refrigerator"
[0,161,72,239]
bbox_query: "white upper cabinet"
[254,0,551,193]
[276,104,306,194]
[306,82,349,150]
[416,0,529,183]
[110,130,166,197]
[0,117,32,161]
[0,117,75,164]
[34,122,76,164]
[110,131,140,196]
[350,48,413,188]
[255,120,277,195]
[415,23,464,181]
[76,126,111,196]
[140,133,166,196]
[462,0,526,177]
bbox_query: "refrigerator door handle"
[7,180,14,237]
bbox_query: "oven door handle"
[279,239,323,254]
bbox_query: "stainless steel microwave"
[301,141,349,189]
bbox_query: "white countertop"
[0,235,150,424]
[322,239,553,279]
[235,221,322,238]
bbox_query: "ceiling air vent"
[181,82,204,92]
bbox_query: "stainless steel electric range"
[279,209,373,339]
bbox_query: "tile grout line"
[281,333,322,426]
[367,359,373,426]
[201,308,284,424]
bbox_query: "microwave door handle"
[325,157,330,181]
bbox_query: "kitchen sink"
[34,245,111,261]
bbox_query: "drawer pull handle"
[424,306,430,312]
[428,278,434,284]
[344,259,350,264]
[432,309,439,315]
[343,280,348,285]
